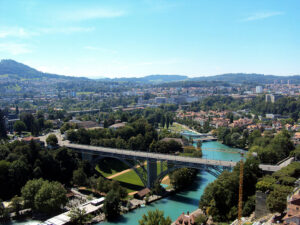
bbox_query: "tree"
[267,185,293,213]
[9,159,30,194]
[72,168,87,186]
[0,198,10,221]
[13,121,27,135]
[21,178,44,208]
[11,195,23,217]
[194,214,207,225]
[103,190,121,220]
[46,134,58,147]
[34,181,67,214]
[20,113,35,133]
[0,110,7,139]
[139,209,171,225]
[68,207,92,225]
[0,146,9,161]
[160,115,166,128]
[0,160,11,199]
[170,168,197,190]
[67,129,78,143]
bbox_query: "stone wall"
[255,191,270,219]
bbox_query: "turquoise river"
[8,141,242,225]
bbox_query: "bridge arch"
[92,155,147,187]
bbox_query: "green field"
[167,123,187,133]
[95,158,129,177]
[96,158,170,193]
[112,168,145,193]
[77,91,95,95]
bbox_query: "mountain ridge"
[1,59,300,84]
[0,59,88,80]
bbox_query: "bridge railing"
[65,143,237,168]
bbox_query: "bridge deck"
[64,143,281,172]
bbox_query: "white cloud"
[243,11,284,21]
[0,26,94,38]
[59,8,126,21]
[0,42,32,55]
[84,46,118,54]
[0,27,37,38]
[40,26,95,34]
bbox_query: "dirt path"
[107,162,146,179]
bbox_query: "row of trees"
[199,157,262,222]
[256,162,300,213]
[67,118,185,154]
[21,178,67,214]
[187,95,300,121]
[249,130,295,164]
[0,140,93,200]
[215,127,261,149]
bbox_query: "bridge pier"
[147,159,157,188]
[82,152,93,162]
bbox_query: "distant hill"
[0,59,88,80]
[98,74,188,83]
[1,59,300,84]
[191,73,300,84]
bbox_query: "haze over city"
[0,0,299,78]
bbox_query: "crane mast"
[238,154,244,225]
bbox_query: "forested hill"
[100,73,300,84]
[191,73,300,84]
[2,59,300,84]
[98,75,189,83]
[0,59,88,80]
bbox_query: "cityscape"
[0,1,300,225]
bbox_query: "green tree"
[194,214,207,225]
[160,115,166,128]
[139,209,171,225]
[68,207,92,225]
[0,160,11,199]
[46,134,58,147]
[72,168,87,186]
[266,185,293,213]
[13,121,27,135]
[20,113,35,133]
[0,198,10,221]
[0,110,7,139]
[103,190,121,220]
[10,195,23,217]
[34,181,67,214]
[9,159,30,194]
[170,168,197,190]
[21,178,44,208]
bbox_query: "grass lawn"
[167,123,186,133]
[112,167,145,193]
[96,158,172,193]
[95,158,129,177]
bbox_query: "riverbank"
[5,141,242,225]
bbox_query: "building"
[292,132,300,145]
[265,94,282,103]
[155,97,167,104]
[283,189,300,224]
[5,118,20,132]
[134,188,151,200]
[109,122,126,130]
[22,136,43,145]
[256,86,263,94]
[174,212,196,225]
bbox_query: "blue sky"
[0,0,299,78]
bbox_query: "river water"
[8,141,242,225]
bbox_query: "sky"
[0,0,299,78]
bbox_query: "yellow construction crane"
[238,152,244,225]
